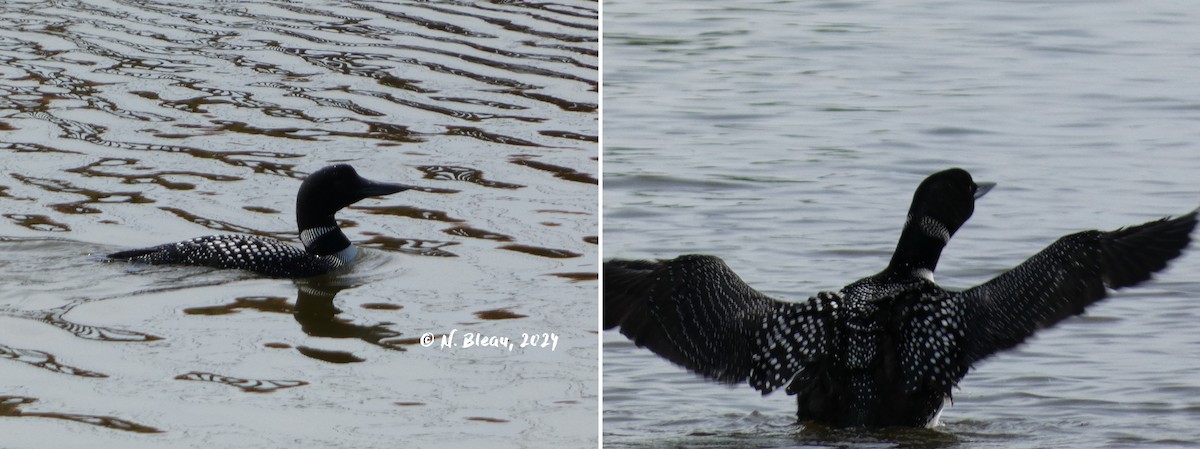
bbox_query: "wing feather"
[604,255,836,394]
[959,210,1196,365]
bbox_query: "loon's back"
[107,235,346,278]
[776,277,965,426]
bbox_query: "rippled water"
[0,1,596,448]
[604,0,1200,448]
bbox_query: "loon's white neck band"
[918,216,950,243]
[300,226,337,249]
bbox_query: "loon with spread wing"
[605,168,1195,427]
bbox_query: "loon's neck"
[299,216,352,257]
[884,213,951,277]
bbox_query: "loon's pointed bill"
[347,170,414,199]
[974,181,995,199]
[604,167,1195,428]
[357,180,411,197]
[107,164,412,278]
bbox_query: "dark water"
[603,0,1200,448]
[0,1,596,447]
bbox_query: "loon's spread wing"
[956,211,1197,366]
[604,255,835,394]
[107,235,342,278]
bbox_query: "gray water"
[0,1,597,448]
[603,0,1200,448]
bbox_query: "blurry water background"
[603,0,1200,448]
[0,1,596,448]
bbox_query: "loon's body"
[107,164,409,278]
[604,168,1196,427]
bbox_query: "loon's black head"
[906,168,993,234]
[885,168,994,277]
[295,164,410,255]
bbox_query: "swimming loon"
[106,164,410,278]
[604,168,1196,428]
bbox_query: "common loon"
[106,164,410,278]
[604,168,1196,428]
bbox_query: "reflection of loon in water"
[293,280,405,353]
[605,168,1197,428]
[180,279,406,358]
[106,164,410,278]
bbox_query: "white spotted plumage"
[123,234,346,278]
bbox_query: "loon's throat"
[886,214,950,274]
[301,225,352,256]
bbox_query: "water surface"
[0,1,597,447]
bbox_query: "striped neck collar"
[299,225,351,256]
